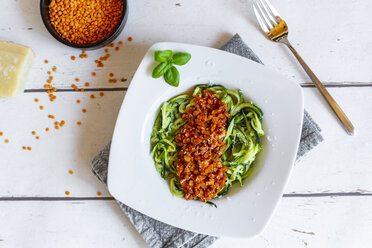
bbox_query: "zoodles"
[151,84,264,200]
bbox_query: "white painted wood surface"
[1,196,371,247]
[0,0,371,247]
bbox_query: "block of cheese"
[0,41,35,98]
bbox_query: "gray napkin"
[91,34,323,248]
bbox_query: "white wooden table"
[1,0,371,247]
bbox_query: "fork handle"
[282,39,355,135]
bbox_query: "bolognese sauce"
[175,90,230,202]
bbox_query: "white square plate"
[108,42,304,238]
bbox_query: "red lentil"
[44,60,48,64]
[40,106,44,110]
[97,61,104,67]
[91,72,96,76]
[82,109,87,113]
[27,146,32,150]
[99,92,104,97]
[90,94,95,99]
[65,191,70,196]
[85,82,90,87]
[68,170,74,175]
[34,98,39,102]
[49,0,124,44]
[128,37,133,42]
[100,54,110,61]
[71,56,76,61]
[97,192,102,196]
[4,139,9,143]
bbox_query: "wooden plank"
[0,87,370,197]
[301,82,372,88]
[0,196,371,247]
[286,87,372,194]
[0,0,371,89]
[214,195,372,248]
[0,91,125,197]
[0,200,146,247]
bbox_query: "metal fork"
[253,0,354,135]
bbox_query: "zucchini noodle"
[151,84,264,199]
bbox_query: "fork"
[253,0,354,135]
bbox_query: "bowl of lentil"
[40,0,128,49]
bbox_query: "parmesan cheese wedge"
[0,41,35,98]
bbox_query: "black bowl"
[40,0,128,50]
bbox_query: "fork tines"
[253,0,281,32]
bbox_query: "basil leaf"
[172,52,191,65]
[154,50,172,62]
[164,66,180,87]
[152,62,170,78]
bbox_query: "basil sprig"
[152,50,191,87]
